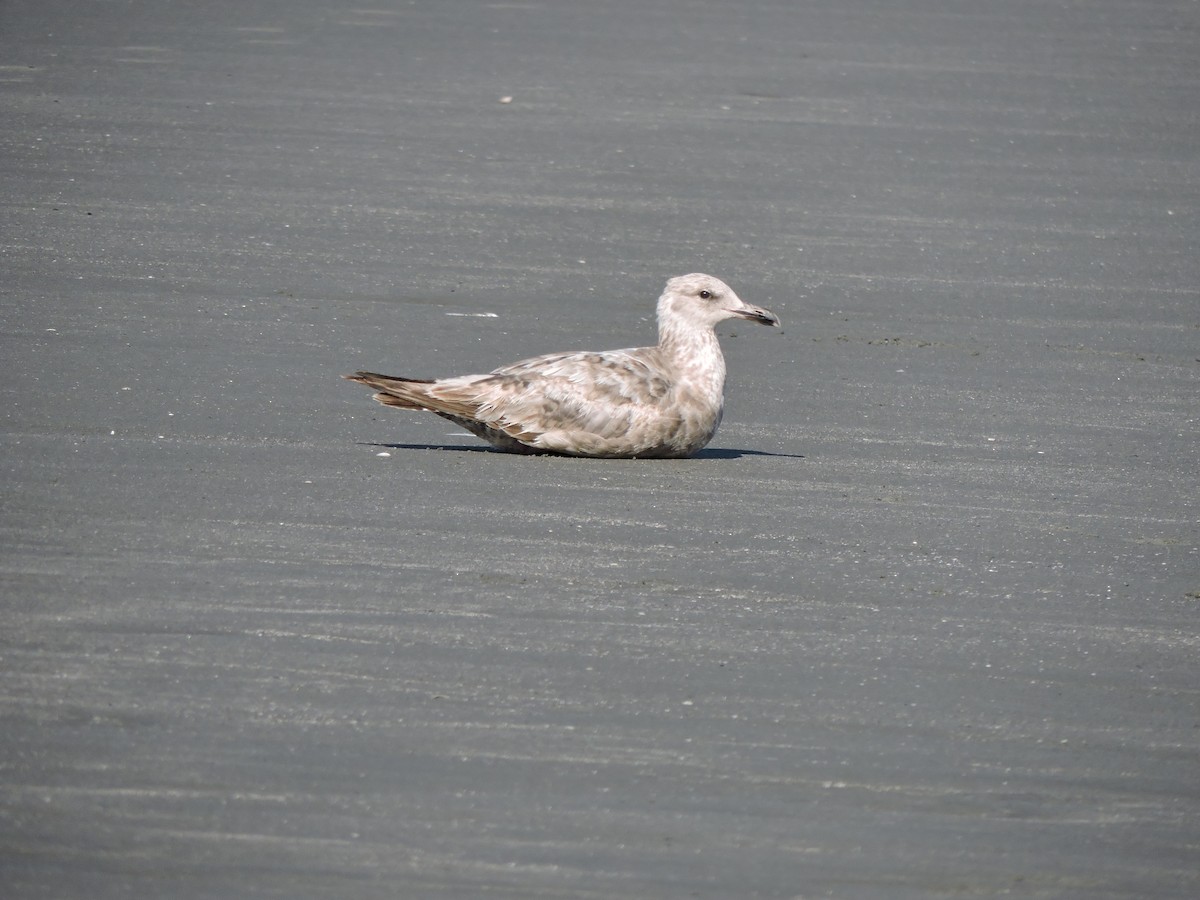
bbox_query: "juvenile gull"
[344,273,780,458]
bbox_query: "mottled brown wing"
[438,348,673,444]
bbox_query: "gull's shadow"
[693,447,805,460]
[362,442,804,460]
[363,441,497,453]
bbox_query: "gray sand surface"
[2,1,1197,897]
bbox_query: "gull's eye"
[699,289,712,299]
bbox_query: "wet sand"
[2,1,1197,897]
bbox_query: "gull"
[344,273,780,458]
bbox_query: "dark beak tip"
[755,311,782,327]
[732,307,780,327]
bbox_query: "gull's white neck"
[657,313,727,399]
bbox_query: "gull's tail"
[342,371,439,410]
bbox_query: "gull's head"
[658,273,781,331]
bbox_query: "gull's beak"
[730,302,781,327]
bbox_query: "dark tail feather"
[343,370,434,387]
[344,370,482,420]
[373,391,421,409]
[343,371,436,410]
